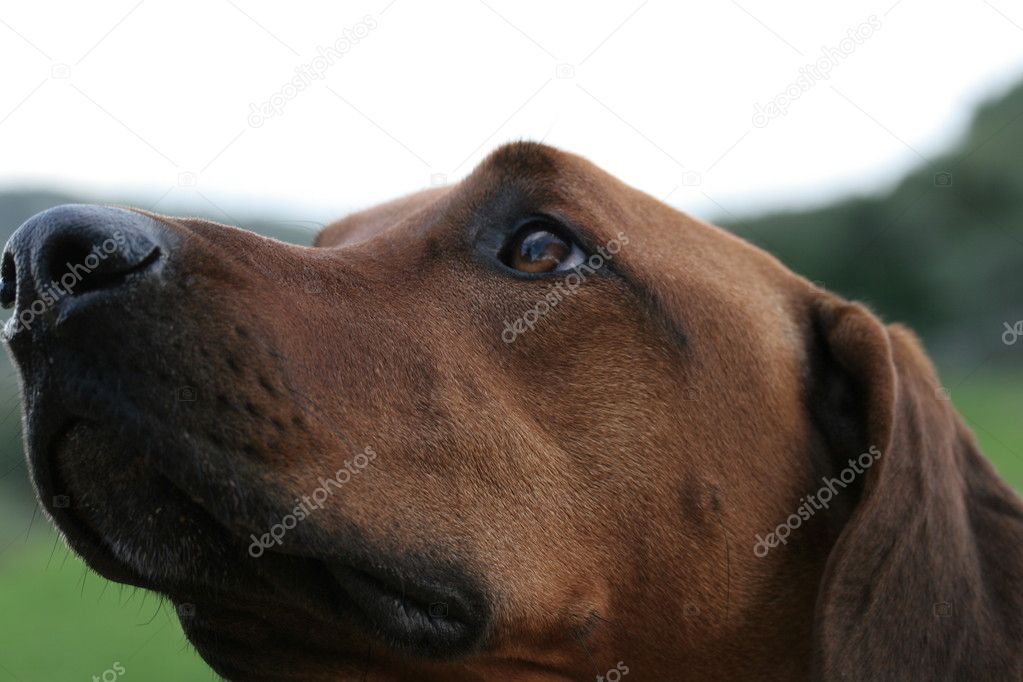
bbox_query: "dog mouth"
[31,409,487,662]
[5,203,493,676]
[39,419,150,586]
[330,562,483,655]
[40,418,277,591]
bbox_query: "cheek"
[492,279,675,446]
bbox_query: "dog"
[3,142,1021,681]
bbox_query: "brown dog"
[3,142,1022,681]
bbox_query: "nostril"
[75,246,161,295]
[1,252,16,309]
[2,205,168,322]
[38,223,161,298]
[44,235,94,289]
[37,214,163,296]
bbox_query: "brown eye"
[501,221,584,274]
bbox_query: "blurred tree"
[723,80,1023,363]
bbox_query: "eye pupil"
[520,231,568,264]
[502,221,576,274]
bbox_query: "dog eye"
[500,220,585,274]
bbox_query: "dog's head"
[4,143,1021,680]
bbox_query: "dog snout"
[1,204,165,328]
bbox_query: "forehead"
[314,142,807,339]
[457,143,630,242]
[314,143,609,248]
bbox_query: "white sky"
[2,0,1023,226]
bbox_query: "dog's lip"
[38,418,148,586]
[330,561,480,652]
[24,375,488,658]
[37,417,354,622]
[37,414,484,656]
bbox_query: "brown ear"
[808,294,1023,680]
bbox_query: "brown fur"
[8,142,1023,680]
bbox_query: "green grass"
[0,374,1019,681]
[947,371,1023,491]
[0,536,212,681]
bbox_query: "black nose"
[1,205,164,323]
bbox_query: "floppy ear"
[807,293,1023,681]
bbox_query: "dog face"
[5,143,1021,681]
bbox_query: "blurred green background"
[1,82,1022,681]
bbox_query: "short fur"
[6,143,1022,681]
